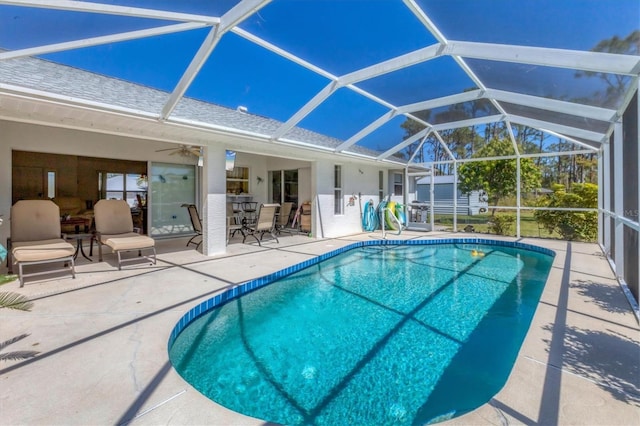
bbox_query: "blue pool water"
[169,241,554,425]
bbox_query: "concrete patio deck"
[0,231,638,425]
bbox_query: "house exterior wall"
[312,159,384,238]
[0,119,399,271]
[416,175,488,215]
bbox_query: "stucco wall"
[312,159,386,238]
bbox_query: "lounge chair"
[93,200,156,270]
[8,200,76,287]
[242,203,279,246]
[183,204,203,249]
[275,202,295,235]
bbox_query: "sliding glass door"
[149,163,196,237]
[269,169,298,206]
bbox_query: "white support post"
[453,162,458,232]
[597,148,605,248]
[637,90,640,294]
[516,155,521,238]
[430,164,435,232]
[603,143,612,256]
[202,145,227,256]
[404,165,409,209]
[613,120,624,279]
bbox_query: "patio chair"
[93,199,156,270]
[242,203,279,246]
[8,200,76,287]
[226,202,244,244]
[182,204,203,249]
[275,202,295,235]
[241,201,258,225]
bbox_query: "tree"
[457,138,542,215]
[399,119,427,162]
[0,291,39,361]
[575,30,639,108]
[534,183,598,241]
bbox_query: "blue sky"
[0,0,638,153]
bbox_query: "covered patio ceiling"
[0,0,638,166]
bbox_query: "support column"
[430,164,435,232]
[597,149,603,245]
[516,155,521,238]
[0,129,11,273]
[453,162,458,232]
[637,91,640,300]
[613,120,624,278]
[201,145,227,256]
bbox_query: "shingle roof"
[0,52,398,161]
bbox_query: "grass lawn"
[433,211,563,239]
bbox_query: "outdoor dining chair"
[275,202,295,235]
[182,204,203,249]
[226,202,244,245]
[242,203,280,246]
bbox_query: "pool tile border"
[168,238,555,349]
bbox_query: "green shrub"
[534,183,598,241]
[487,214,516,235]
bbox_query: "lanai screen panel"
[237,1,436,75]
[354,57,477,107]
[87,0,240,15]
[183,32,330,123]
[500,103,612,135]
[414,100,500,126]
[513,126,599,155]
[0,4,170,48]
[354,116,426,156]
[289,87,390,144]
[466,59,636,110]
[0,0,638,165]
[417,0,640,51]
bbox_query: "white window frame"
[393,172,403,196]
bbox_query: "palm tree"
[0,217,39,361]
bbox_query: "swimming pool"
[169,239,554,425]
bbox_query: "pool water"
[169,242,554,425]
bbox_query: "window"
[393,172,403,196]
[99,172,148,207]
[378,170,384,201]
[334,165,343,215]
[46,171,56,199]
[226,166,249,194]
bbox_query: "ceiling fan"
[155,144,202,158]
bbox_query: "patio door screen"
[149,163,195,237]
